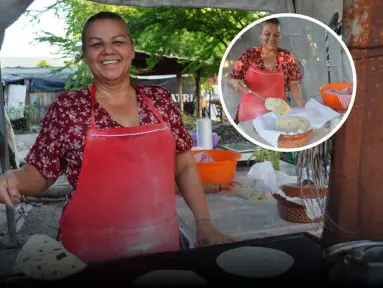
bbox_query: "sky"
[0,0,67,66]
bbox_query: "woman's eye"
[114,41,124,45]
[91,43,102,47]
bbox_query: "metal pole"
[0,60,17,245]
[195,70,201,118]
[325,30,331,83]
[322,0,383,247]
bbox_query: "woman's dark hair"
[261,18,281,30]
[81,11,132,47]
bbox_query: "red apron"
[59,84,180,263]
[237,63,286,122]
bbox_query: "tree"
[26,0,268,89]
[36,60,52,67]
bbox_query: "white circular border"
[218,13,357,152]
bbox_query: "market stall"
[0,0,345,245]
[1,0,383,286]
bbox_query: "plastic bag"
[193,151,215,163]
[247,161,276,192]
[247,161,297,193]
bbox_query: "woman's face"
[260,23,280,50]
[83,19,135,83]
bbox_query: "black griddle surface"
[5,232,335,287]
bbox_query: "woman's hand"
[227,75,248,93]
[234,80,248,93]
[0,171,21,208]
[296,98,306,107]
[287,80,306,108]
[196,221,235,246]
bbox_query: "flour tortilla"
[275,116,310,133]
[131,270,207,287]
[13,234,87,280]
[265,98,292,116]
[216,246,294,278]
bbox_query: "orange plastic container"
[318,82,353,111]
[192,150,241,185]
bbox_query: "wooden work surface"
[238,120,333,148]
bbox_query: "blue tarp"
[0,67,198,114]
[1,67,76,93]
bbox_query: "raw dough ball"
[131,270,208,287]
[248,192,270,205]
[275,116,310,133]
[13,234,86,280]
[216,246,294,278]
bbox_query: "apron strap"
[90,84,97,129]
[89,84,165,129]
[277,61,284,72]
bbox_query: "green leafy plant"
[7,105,37,134]
[181,111,196,131]
[36,60,52,68]
[249,148,281,171]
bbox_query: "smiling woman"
[0,11,233,264]
[227,18,306,123]
[81,13,135,87]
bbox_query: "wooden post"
[24,79,30,105]
[322,0,383,247]
[176,72,184,112]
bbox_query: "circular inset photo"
[218,13,356,152]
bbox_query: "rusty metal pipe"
[322,0,383,248]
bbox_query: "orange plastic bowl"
[318,82,353,111]
[192,150,241,185]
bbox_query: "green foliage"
[7,105,37,134]
[181,111,196,131]
[36,60,52,67]
[25,0,268,89]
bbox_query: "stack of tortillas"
[265,98,292,116]
[13,234,87,281]
[275,116,310,134]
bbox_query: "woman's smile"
[101,60,121,65]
